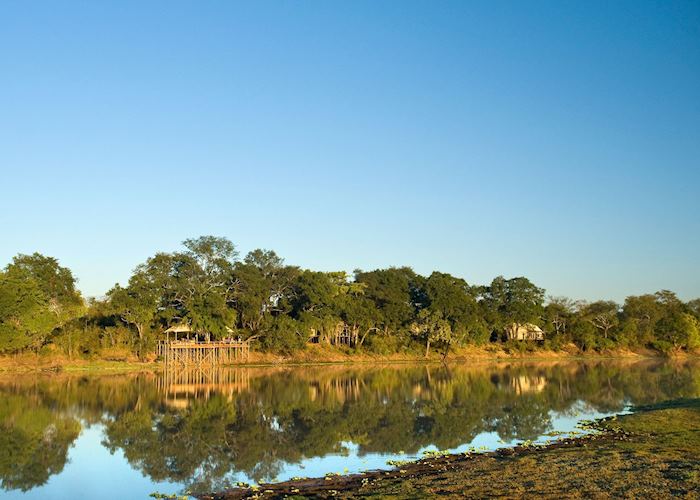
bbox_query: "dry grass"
[0,343,682,373]
[0,352,154,373]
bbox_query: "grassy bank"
[0,344,672,373]
[200,398,700,499]
[231,343,664,364]
[0,353,155,373]
[0,343,686,373]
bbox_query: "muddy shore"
[199,399,700,499]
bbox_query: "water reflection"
[0,360,698,496]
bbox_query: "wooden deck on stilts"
[158,340,251,367]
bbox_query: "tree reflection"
[0,360,698,493]
[0,394,80,491]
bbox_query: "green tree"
[355,267,422,338]
[687,298,700,319]
[0,271,56,352]
[5,253,82,313]
[107,277,159,355]
[619,294,664,346]
[0,254,82,353]
[481,276,545,337]
[232,249,298,339]
[543,297,579,345]
[580,301,619,344]
[423,272,486,347]
[411,309,453,357]
[176,236,239,337]
[654,311,700,353]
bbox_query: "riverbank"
[0,344,690,373]
[199,398,700,499]
[0,355,152,373]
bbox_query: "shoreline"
[0,345,686,374]
[199,398,700,499]
[0,345,692,374]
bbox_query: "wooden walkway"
[158,340,251,367]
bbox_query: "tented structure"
[505,323,545,341]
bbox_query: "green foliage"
[0,394,81,491]
[355,267,421,334]
[6,253,82,309]
[570,319,598,351]
[258,316,307,353]
[364,333,408,354]
[0,272,55,352]
[411,309,453,356]
[1,239,699,358]
[481,276,545,334]
[423,272,484,346]
[0,254,83,353]
[3,361,698,493]
[653,312,700,353]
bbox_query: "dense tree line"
[1,236,699,358]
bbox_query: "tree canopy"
[0,237,698,357]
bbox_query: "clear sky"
[1,1,698,302]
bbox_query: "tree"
[5,253,82,312]
[176,236,239,337]
[481,276,545,337]
[544,297,577,337]
[581,301,619,341]
[6,254,84,328]
[355,267,422,337]
[232,263,273,333]
[654,312,700,352]
[107,274,160,355]
[289,271,364,344]
[232,249,298,338]
[619,294,664,346]
[183,236,238,279]
[109,237,240,347]
[422,272,486,347]
[244,249,284,276]
[687,298,700,319]
[0,271,57,352]
[0,254,83,353]
[108,252,180,352]
[337,293,381,347]
[411,309,453,357]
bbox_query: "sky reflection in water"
[1,360,698,499]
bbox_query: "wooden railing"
[157,340,251,366]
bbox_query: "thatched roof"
[164,324,192,334]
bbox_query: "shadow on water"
[0,359,699,495]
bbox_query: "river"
[0,359,698,499]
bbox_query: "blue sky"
[1,1,698,302]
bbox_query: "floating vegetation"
[387,458,414,467]
[422,448,457,458]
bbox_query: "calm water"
[1,360,699,499]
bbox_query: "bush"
[502,340,537,354]
[365,334,406,355]
[258,316,308,354]
[542,336,566,351]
